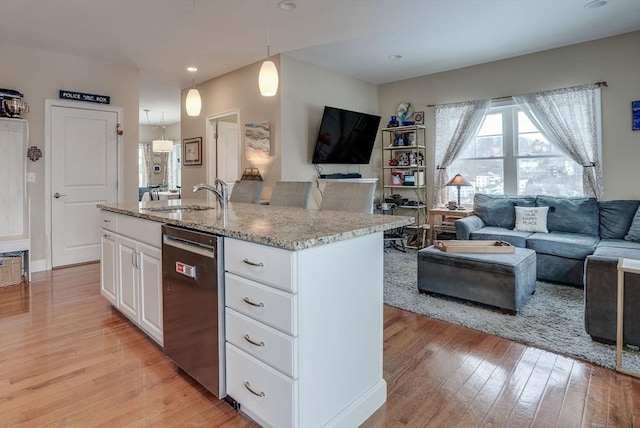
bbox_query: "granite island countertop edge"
[98,201,414,251]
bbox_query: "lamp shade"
[259,60,279,96]
[445,173,472,187]
[152,139,173,153]
[185,88,202,116]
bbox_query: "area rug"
[383,248,640,372]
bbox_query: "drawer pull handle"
[244,334,265,347]
[242,258,264,267]
[103,233,111,239]
[243,297,264,307]
[244,381,265,397]
[103,219,111,223]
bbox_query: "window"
[448,103,583,205]
[138,141,181,189]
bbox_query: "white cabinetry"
[224,234,386,428]
[0,118,30,280]
[100,210,163,345]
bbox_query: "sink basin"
[143,205,214,212]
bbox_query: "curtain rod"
[425,81,608,108]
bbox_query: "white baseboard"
[30,259,47,273]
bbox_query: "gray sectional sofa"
[455,194,640,345]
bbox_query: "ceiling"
[1,0,639,125]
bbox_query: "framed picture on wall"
[633,100,640,131]
[183,137,202,166]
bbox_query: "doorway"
[206,110,241,199]
[45,100,123,268]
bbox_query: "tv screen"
[312,106,381,164]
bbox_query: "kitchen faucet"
[192,179,228,225]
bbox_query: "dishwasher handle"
[163,235,216,259]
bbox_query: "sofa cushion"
[526,231,599,259]
[473,194,535,229]
[597,238,640,251]
[469,226,532,248]
[598,200,640,239]
[514,206,549,233]
[536,195,599,236]
[593,241,640,259]
[625,206,640,242]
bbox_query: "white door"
[138,242,163,344]
[51,106,118,267]
[117,235,139,322]
[217,121,240,185]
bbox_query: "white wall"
[0,41,140,262]
[280,55,379,207]
[379,31,640,201]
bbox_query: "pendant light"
[259,0,279,96]
[152,112,173,153]
[185,0,202,116]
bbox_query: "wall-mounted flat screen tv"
[312,106,381,164]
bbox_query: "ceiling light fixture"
[277,0,296,11]
[584,0,608,8]
[388,54,402,60]
[185,0,202,116]
[152,112,173,152]
[259,0,279,96]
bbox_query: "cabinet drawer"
[226,308,296,378]
[225,238,296,292]
[117,214,162,247]
[225,273,296,335]
[100,210,118,232]
[226,343,295,428]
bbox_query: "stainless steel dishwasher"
[162,225,225,398]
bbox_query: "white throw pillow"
[514,206,549,233]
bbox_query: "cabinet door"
[117,235,139,322]
[138,242,163,345]
[100,230,118,306]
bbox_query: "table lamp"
[445,173,472,209]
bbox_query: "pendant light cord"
[266,0,270,59]
[191,0,197,88]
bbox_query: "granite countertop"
[98,199,414,251]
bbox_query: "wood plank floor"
[1,263,639,427]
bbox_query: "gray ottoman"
[417,246,537,313]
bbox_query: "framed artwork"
[244,121,271,160]
[183,137,202,165]
[633,100,640,131]
[414,111,424,125]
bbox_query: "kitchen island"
[98,199,413,428]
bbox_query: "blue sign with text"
[59,90,110,104]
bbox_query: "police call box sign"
[59,90,110,104]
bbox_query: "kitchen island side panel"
[296,231,386,427]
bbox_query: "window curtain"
[513,84,603,199]
[433,99,490,207]
[142,143,153,187]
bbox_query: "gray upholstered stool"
[417,246,537,313]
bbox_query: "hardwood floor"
[1,263,639,427]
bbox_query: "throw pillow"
[514,206,549,233]
[624,206,640,242]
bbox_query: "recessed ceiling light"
[278,1,296,11]
[187,67,197,72]
[584,0,608,9]
[388,54,402,60]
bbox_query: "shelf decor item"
[445,173,472,209]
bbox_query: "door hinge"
[116,123,123,136]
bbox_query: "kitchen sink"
[142,205,214,212]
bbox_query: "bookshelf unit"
[381,125,428,248]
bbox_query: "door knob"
[53,192,67,198]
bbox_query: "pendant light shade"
[152,139,173,153]
[152,112,173,152]
[186,87,201,116]
[259,60,279,97]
